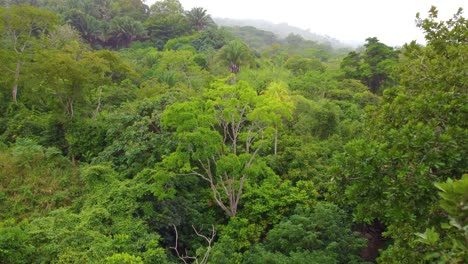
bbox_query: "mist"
[146,0,467,46]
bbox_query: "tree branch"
[192,225,216,264]
[170,224,191,264]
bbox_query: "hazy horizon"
[145,0,466,47]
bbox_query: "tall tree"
[64,9,104,45]
[340,37,399,94]
[217,39,253,74]
[160,79,283,217]
[185,7,214,32]
[0,4,57,103]
[107,16,147,48]
[145,0,189,47]
[110,0,149,21]
[331,7,467,262]
[32,47,119,118]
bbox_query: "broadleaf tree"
[0,4,58,103]
[161,78,287,217]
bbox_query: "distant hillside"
[222,25,280,51]
[214,17,348,48]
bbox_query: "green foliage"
[340,37,399,94]
[414,175,468,263]
[152,49,210,90]
[95,93,181,177]
[0,4,58,103]
[1,3,465,264]
[110,0,149,21]
[164,34,197,51]
[242,175,318,225]
[217,39,254,74]
[145,0,190,48]
[331,7,467,263]
[284,55,325,75]
[225,25,279,51]
[160,79,289,217]
[107,16,147,48]
[293,97,342,139]
[237,61,291,93]
[0,219,34,264]
[63,9,104,46]
[20,163,171,263]
[186,7,214,32]
[0,139,81,220]
[191,27,233,52]
[66,118,107,162]
[30,47,132,118]
[106,253,144,264]
[243,202,368,264]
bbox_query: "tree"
[361,37,399,93]
[284,55,325,75]
[340,37,399,94]
[0,4,58,103]
[64,9,104,46]
[33,48,112,118]
[340,51,361,79]
[252,82,294,155]
[152,49,210,90]
[185,7,214,32]
[107,16,147,48]
[217,39,253,74]
[331,7,467,262]
[242,203,367,264]
[191,26,232,52]
[161,79,282,217]
[415,175,468,263]
[145,0,189,47]
[110,0,149,21]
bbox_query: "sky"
[145,0,467,46]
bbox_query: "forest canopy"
[0,1,466,263]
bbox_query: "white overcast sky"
[145,0,467,46]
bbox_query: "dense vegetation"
[0,1,466,263]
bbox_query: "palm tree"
[65,10,104,45]
[107,16,147,48]
[217,39,252,74]
[185,7,214,32]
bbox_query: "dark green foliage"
[414,175,468,263]
[145,0,190,49]
[66,118,107,162]
[107,16,147,48]
[0,219,34,263]
[293,98,342,139]
[191,27,233,52]
[95,93,182,177]
[186,7,214,32]
[331,7,467,262]
[242,202,368,264]
[340,37,399,94]
[217,39,254,74]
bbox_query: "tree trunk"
[93,88,102,119]
[12,60,22,104]
[274,123,278,155]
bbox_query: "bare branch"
[192,225,216,264]
[169,224,189,264]
[170,224,216,264]
[246,143,262,168]
[234,175,247,209]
